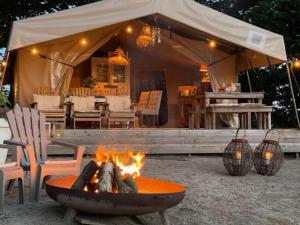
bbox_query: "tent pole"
[245,70,253,93]
[286,63,300,128]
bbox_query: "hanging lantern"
[136,24,153,48]
[199,64,208,72]
[254,130,284,176]
[108,47,128,66]
[223,129,253,176]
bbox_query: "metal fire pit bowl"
[45,176,185,216]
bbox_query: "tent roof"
[7,0,287,61]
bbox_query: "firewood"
[99,162,114,192]
[114,165,125,192]
[71,160,99,190]
[114,166,133,193]
[123,175,138,193]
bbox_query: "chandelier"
[136,24,161,49]
[108,47,128,66]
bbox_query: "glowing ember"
[96,146,145,178]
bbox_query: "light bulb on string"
[209,40,216,48]
[2,61,7,67]
[126,25,133,34]
[80,38,88,46]
[31,48,39,55]
[294,59,300,68]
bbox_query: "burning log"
[124,175,138,193]
[98,162,114,192]
[114,166,138,193]
[72,160,99,190]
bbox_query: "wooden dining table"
[193,92,266,129]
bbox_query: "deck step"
[48,143,300,155]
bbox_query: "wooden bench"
[206,104,272,129]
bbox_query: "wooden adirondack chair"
[0,145,24,211]
[4,105,85,201]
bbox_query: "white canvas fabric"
[8,0,286,61]
[7,0,287,106]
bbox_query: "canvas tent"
[4,0,287,108]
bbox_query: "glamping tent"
[2,0,287,127]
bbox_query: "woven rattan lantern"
[223,129,253,176]
[254,130,284,176]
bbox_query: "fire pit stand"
[46,176,185,225]
[73,210,171,225]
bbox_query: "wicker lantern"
[254,130,284,176]
[223,129,253,176]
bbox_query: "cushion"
[34,95,61,110]
[106,96,131,112]
[0,162,17,168]
[71,96,95,111]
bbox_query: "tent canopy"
[8,0,287,61]
[6,0,287,106]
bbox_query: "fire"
[96,146,145,178]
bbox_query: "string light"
[80,38,88,46]
[31,48,39,55]
[126,25,133,34]
[209,40,216,48]
[294,59,300,68]
[2,61,7,66]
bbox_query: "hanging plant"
[83,76,97,89]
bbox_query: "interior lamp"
[136,24,153,48]
[108,47,128,66]
[199,64,208,72]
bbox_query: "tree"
[0,0,101,47]
[197,0,300,127]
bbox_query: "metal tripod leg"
[159,210,170,225]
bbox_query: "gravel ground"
[0,156,299,225]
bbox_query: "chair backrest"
[33,87,54,96]
[106,96,131,112]
[146,91,162,115]
[69,87,94,97]
[137,91,150,111]
[6,105,48,165]
[71,96,95,112]
[33,94,61,110]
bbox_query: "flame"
[95,146,145,178]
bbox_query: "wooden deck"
[48,129,300,156]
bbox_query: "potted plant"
[0,87,11,164]
[82,76,97,89]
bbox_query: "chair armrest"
[0,145,22,166]
[31,102,38,109]
[51,138,78,150]
[3,140,27,148]
[51,139,85,163]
